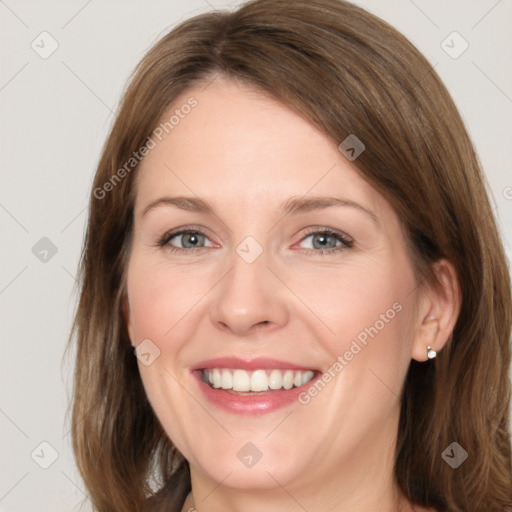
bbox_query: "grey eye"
[171,232,207,248]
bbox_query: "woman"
[68,0,512,510]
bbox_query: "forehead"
[133,77,389,222]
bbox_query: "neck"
[181,479,412,512]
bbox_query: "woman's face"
[124,77,427,494]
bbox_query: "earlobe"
[426,345,437,359]
[411,316,441,361]
[411,259,460,362]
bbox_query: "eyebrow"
[141,195,380,227]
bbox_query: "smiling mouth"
[200,368,317,393]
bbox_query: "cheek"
[125,256,208,453]
[126,256,207,343]
[287,259,412,348]
[290,258,416,399]
[293,267,415,434]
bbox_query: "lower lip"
[192,371,320,415]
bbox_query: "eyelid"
[157,226,354,254]
[157,226,218,249]
[292,226,354,252]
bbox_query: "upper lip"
[190,356,319,372]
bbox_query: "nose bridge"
[210,234,288,335]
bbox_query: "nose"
[209,245,290,337]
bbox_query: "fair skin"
[123,77,459,512]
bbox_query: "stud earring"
[427,345,437,359]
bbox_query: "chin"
[187,436,310,491]
[200,458,302,491]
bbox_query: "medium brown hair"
[67,0,512,510]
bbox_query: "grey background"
[1,0,511,510]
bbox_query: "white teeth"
[213,368,221,388]
[221,369,232,389]
[268,369,283,390]
[251,370,268,392]
[282,370,294,390]
[232,369,250,391]
[301,370,314,385]
[203,368,315,392]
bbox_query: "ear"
[411,259,461,362]
[122,293,135,346]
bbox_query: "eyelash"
[156,227,354,256]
